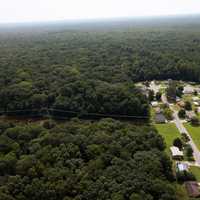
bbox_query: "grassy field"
[155,123,180,155]
[184,123,200,150]
[190,166,200,182]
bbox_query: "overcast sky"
[0,0,200,23]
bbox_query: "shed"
[170,146,183,159]
[185,181,200,198]
[151,101,158,107]
[155,113,166,123]
[183,85,194,94]
[177,163,188,172]
[194,102,199,106]
[177,101,185,108]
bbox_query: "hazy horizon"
[0,0,200,24]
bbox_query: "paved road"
[173,110,200,166]
[149,81,200,165]
[162,93,200,166]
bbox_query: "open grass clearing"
[155,123,180,155]
[184,123,200,151]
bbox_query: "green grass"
[184,123,200,150]
[190,166,200,182]
[175,184,190,200]
[155,123,180,155]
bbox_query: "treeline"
[0,71,148,118]
[0,118,176,200]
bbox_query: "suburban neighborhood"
[138,80,200,198]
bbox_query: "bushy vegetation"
[0,119,177,200]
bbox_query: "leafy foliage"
[0,118,176,200]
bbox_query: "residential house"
[170,146,183,159]
[176,162,189,172]
[151,101,158,107]
[183,85,194,94]
[155,113,166,123]
[177,101,185,108]
[194,102,199,107]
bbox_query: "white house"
[183,86,194,94]
[151,101,158,107]
[194,102,199,106]
[177,163,189,172]
[170,146,183,159]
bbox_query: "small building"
[176,162,189,172]
[185,181,200,198]
[194,101,199,107]
[155,113,166,123]
[183,85,194,94]
[177,101,185,108]
[170,146,183,159]
[186,111,196,120]
[151,101,158,107]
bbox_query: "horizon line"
[1,13,200,26]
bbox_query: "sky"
[0,0,200,23]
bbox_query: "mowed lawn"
[155,123,180,154]
[190,166,200,182]
[184,123,200,150]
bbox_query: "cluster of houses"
[147,82,200,197]
[177,162,200,198]
[177,93,200,121]
[170,147,200,198]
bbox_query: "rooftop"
[170,146,183,157]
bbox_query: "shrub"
[191,116,199,126]
[164,108,173,120]
[156,92,162,101]
[184,101,192,111]
[181,133,190,142]
[173,138,183,150]
[178,109,186,119]
[176,171,196,182]
[185,144,193,158]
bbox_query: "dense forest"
[1,16,200,117]
[0,118,176,200]
[0,16,200,200]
